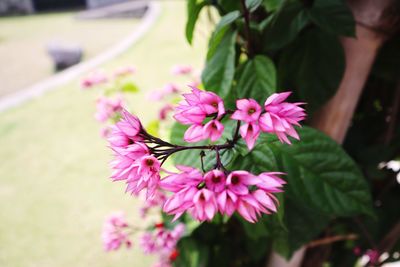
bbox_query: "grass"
[0,1,208,267]
[0,11,139,96]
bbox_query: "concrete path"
[0,1,161,113]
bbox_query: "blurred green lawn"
[0,11,139,96]
[0,1,207,266]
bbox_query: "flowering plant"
[84,0,400,266]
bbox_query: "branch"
[240,0,254,57]
[306,234,358,248]
[378,221,400,253]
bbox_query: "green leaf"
[202,28,237,98]
[174,237,209,267]
[278,28,345,113]
[272,198,330,259]
[307,0,355,37]
[232,126,374,217]
[186,0,208,44]
[207,11,241,60]
[238,215,269,240]
[230,126,374,257]
[262,0,283,11]
[120,81,139,93]
[236,55,277,99]
[262,1,309,51]
[246,0,262,12]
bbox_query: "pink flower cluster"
[140,223,185,267]
[149,83,180,101]
[106,88,306,223]
[113,66,136,78]
[140,189,167,218]
[102,212,132,251]
[174,87,225,142]
[95,96,124,123]
[81,70,108,89]
[175,88,305,149]
[161,166,285,223]
[171,64,193,76]
[108,109,161,199]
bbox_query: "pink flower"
[107,124,140,148]
[256,172,286,193]
[190,189,217,221]
[113,66,136,77]
[81,70,108,89]
[162,167,212,221]
[149,84,180,102]
[236,194,267,223]
[202,120,224,142]
[162,83,180,94]
[140,232,157,254]
[217,189,237,216]
[148,91,164,101]
[110,142,149,181]
[239,122,260,150]
[259,92,306,144]
[234,172,285,222]
[116,109,142,138]
[102,212,132,251]
[171,64,193,75]
[226,171,259,195]
[163,186,199,221]
[94,96,123,123]
[140,190,167,218]
[126,155,161,199]
[205,170,226,193]
[188,79,201,88]
[100,127,111,138]
[160,165,203,192]
[365,249,380,265]
[153,261,172,267]
[353,246,361,256]
[183,124,205,143]
[231,99,262,123]
[159,104,174,120]
[174,87,225,125]
[140,223,185,258]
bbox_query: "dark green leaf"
[238,215,269,240]
[217,0,241,13]
[174,237,209,267]
[186,0,208,44]
[262,0,283,11]
[207,11,241,59]
[308,0,355,36]
[202,28,237,98]
[230,126,373,257]
[262,1,309,51]
[272,197,330,259]
[246,0,262,12]
[236,55,277,99]
[232,126,374,217]
[278,28,345,113]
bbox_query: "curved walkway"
[0,1,161,113]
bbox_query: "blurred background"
[0,1,206,266]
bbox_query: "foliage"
[176,0,400,266]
